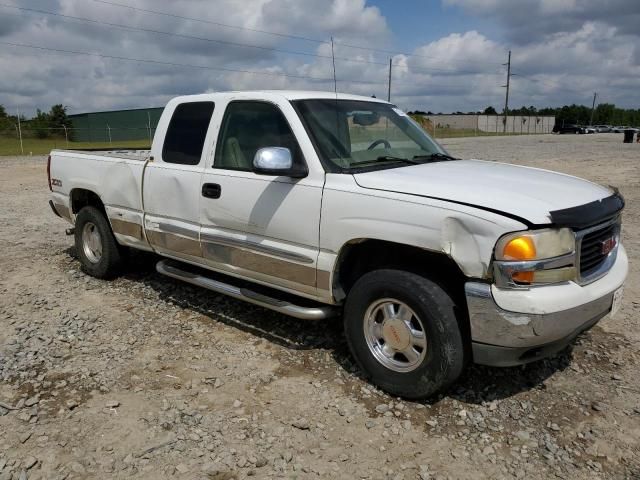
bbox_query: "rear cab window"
[162,102,215,165]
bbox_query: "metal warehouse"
[68,107,164,142]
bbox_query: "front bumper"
[466,245,627,367]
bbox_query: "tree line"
[0,104,72,138]
[2,101,638,137]
[409,103,640,126]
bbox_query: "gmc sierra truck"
[48,91,627,399]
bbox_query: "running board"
[156,259,337,321]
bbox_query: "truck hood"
[353,159,614,225]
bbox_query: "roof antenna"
[330,36,338,96]
[330,36,342,163]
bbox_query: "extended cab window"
[214,101,303,171]
[162,102,215,165]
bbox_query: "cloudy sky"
[1,0,639,115]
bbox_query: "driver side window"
[214,101,304,171]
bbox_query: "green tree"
[31,109,51,139]
[48,104,71,130]
[0,105,11,131]
[593,103,615,125]
[483,106,497,115]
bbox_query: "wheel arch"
[331,238,472,345]
[332,238,469,303]
[69,188,106,217]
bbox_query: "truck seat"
[220,137,247,169]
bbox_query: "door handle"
[202,183,221,199]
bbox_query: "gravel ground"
[0,134,639,480]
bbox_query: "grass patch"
[0,137,150,156]
[0,128,543,156]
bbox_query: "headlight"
[496,228,575,261]
[494,228,576,287]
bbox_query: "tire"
[74,206,123,279]
[344,269,465,399]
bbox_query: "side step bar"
[156,259,338,321]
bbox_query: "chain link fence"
[0,125,157,155]
[1,114,557,156]
[419,114,555,138]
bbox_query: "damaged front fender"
[440,215,520,279]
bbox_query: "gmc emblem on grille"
[601,237,617,255]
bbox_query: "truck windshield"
[292,99,450,172]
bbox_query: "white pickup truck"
[48,91,628,399]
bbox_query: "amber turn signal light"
[502,236,536,261]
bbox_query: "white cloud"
[444,0,640,41]
[0,0,638,116]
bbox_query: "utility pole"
[387,58,392,102]
[502,50,511,133]
[589,92,597,126]
[16,107,24,155]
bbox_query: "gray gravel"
[1,134,639,479]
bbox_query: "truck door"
[199,99,324,299]
[143,101,215,263]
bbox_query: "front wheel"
[74,206,124,279]
[344,269,465,399]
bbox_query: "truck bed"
[55,149,150,161]
[50,149,148,218]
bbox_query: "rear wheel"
[344,269,465,399]
[74,206,123,279]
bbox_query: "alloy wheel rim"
[363,298,428,373]
[82,222,103,264]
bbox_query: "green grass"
[0,129,545,156]
[0,137,151,156]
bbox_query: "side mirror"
[253,147,307,178]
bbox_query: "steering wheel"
[367,139,391,150]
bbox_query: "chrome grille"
[577,218,620,283]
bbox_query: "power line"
[92,0,326,44]
[0,40,333,81]
[330,41,506,68]
[0,40,444,89]
[89,0,505,69]
[1,5,498,76]
[0,5,323,60]
[510,71,598,99]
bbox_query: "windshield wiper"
[350,155,421,167]
[376,155,422,164]
[412,152,458,162]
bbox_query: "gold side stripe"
[159,222,200,240]
[201,233,314,264]
[317,270,331,291]
[110,218,144,240]
[203,242,317,287]
[111,225,332,293]
[146,230,202,258]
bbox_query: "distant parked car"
[611,126,627,133]
[553,124,585,134]
[593,125,611,133]
[582,126,596,134]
